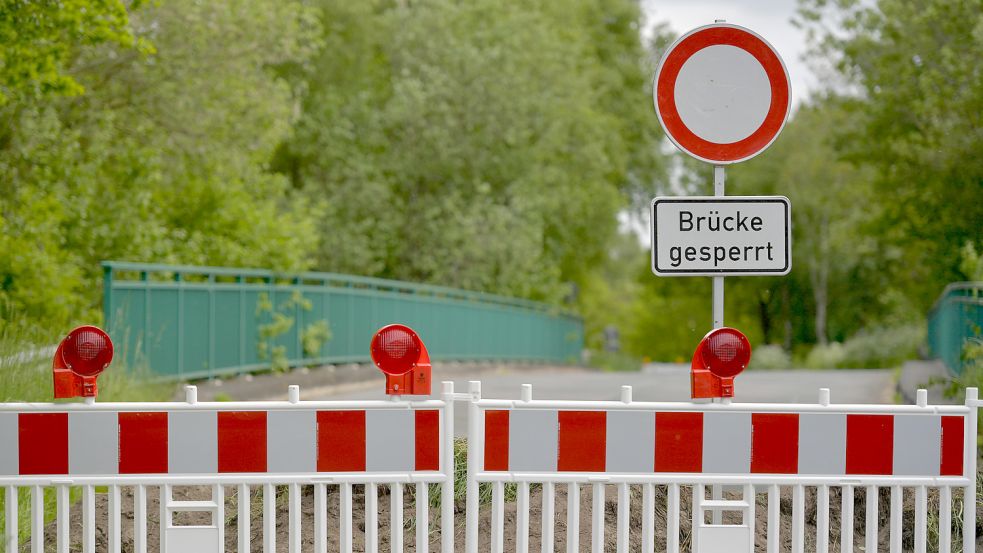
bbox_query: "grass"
[0,317,174,546]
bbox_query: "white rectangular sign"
[651,196,791,276]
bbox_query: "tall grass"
[0,317,173,545]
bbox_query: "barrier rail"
[102,262,583,379]
[928,282,983,376]
[1,382,979,553]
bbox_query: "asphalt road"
[300,363,896,435]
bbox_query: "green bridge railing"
[103,262,583,380]
[928,282,983,376]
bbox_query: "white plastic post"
[713,165,726,328]
[288,483,301,553]
[288,385,300,404]
[31,485,42,553]
[4,486,17,553]
[517,482,530,553]
[542,482,556,553]
[109,485,121,553]
[667,484,680,553]
[566,483,580,553]
[591,483,604,553]
[641,483,654,553]
[238,484,250,553]
[620,385,632,404]
[56,485,68,553]
[365,483,378,553]
[841,485,854,553]
[416,483,429,553]
[263,483,275,553]
[465,381,481,553]
[865,486,877,553]
[440,381,455,553]
[83,485,96,553]
[819,388,831,406]
[963,387,978,553]
[185,385,197,404]
[521,384,532,402]
[314,484,327,553]
[616,483,629,553]
[767,484,779,553]
[916,388,927,407]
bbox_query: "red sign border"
[654,23,791,164]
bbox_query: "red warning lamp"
[690,327,751,399]
[370,324,431,396]
[53,325,114,399]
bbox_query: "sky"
[641,0,818,107]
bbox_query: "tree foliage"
[275,0,666,303]
[0,0,320,326]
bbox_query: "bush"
[803,342,846,369]
[748,344,791,370]
[837,324,924,368]
[588,350,641,372]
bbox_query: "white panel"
[365,410,414,472]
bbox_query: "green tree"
[0,0,151,104]
[0,0,321,327]
[799,0,983,308]
[275,0,667,304]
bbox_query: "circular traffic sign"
[653,23,790,164]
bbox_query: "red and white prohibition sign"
[654,23,791,164]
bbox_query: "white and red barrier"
[465,383,980,553]
[482,408,965,477]
[0,407,440,476]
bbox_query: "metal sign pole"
[713,165,725,328]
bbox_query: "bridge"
[102,262,583,380]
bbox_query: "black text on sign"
[651,197,791,276]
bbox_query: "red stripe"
[119,412,168,474]
[484,410,509,471]
[317,411,366,471]
[415,410,440,471]
[846,414,893,475]
[558,411,606,472]
[655,412,703,472]
[218,411,268,473]
[750,413,799,474]
[940,416,965,476]
[19,413,68,475]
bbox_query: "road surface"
[293,363,896,435]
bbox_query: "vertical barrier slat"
[441,383,455,553]
[711,484,722,524]
[767,484,780,553]
[667,484,680,553]
[890,485,901,553]
[591,483,604,553]
[791,484,804,553]
[314,484,327,553]
[542,482,555,553]
[135,484,147,553]
[491,482,504,553]
[616,483,629,553]
[238,484,250,553]
[865,486,877,553]
[30,486,42,553]
[914,485,927,553]
[4,486,16,553]
[692,484,703,553]
[939,486,951,553]
[817,484,829,553]
[465,382,481,553]
[109,485,121,553]
[416,482,429,553]
[215,485,225,553]
[841,485,854,553]
[566,482,580,553]
[289,483,301,553]
[160,485,169,553]
[745,484,755,553]
[964,388,978,553]
[264,483,276,553]
[517,482,529,553]
[83,485,95,553]
[392,482,404,553]
[366,483,378,553]
[56,485,68,553]
[641,483,654,553]
[341,483,353,553]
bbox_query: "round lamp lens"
[371,325,420,376]
[64,326,113,376]
[701,328,750,378]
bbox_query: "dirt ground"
[32,481,982,552]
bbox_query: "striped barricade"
[464,382,979,553]
[0,383,457,553]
